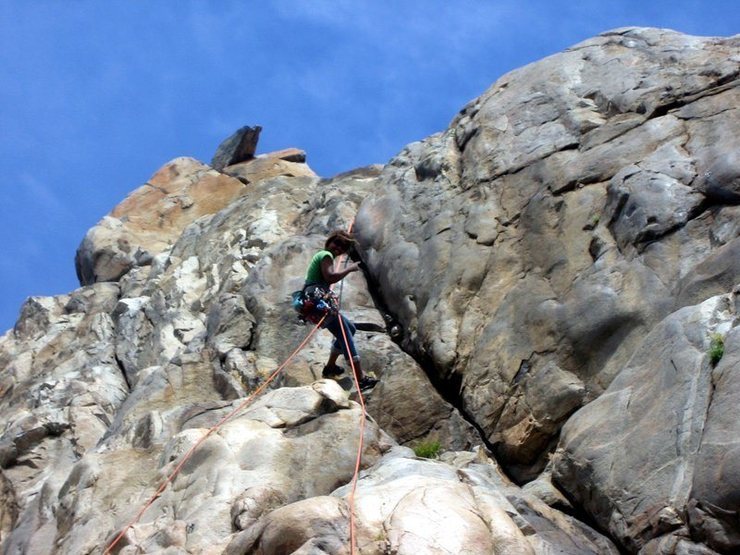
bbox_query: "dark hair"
[325,230,355,251]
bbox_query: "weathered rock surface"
[224,148,316,185]
[74,150,318,287]
[0,283,126,554]
[553,291,740,553]
[354,27,740,485]
[75,157,248,284]
[60,381,393,554]
[1,27,738,554]
[227,448,619,554]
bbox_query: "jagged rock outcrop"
[75,157,248,285]
[75,150,318,286]
[0,27,738,554]
[0,284,126,553]
[211,125,262,171]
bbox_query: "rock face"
[75,157,248,284]
[1,27,738,554]
[354,27,739,483]
[227,448,619,555]
[74,151,321,287]
[553,292,740,553]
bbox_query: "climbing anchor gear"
[292,284,339,324]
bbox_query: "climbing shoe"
[358,376,379,390]
[322,364,344,378]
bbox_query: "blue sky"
[1,1,737,333]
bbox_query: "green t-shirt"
[305,250,334,286]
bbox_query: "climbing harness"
[292,284,339,324]
[103,223,371,555]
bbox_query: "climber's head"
[325,230,355,255]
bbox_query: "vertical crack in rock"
[113,352,132,392]
[668,357,704,506]
[357,257,500,456]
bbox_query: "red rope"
[103,314,327,554]
[331,219,369,555]
[339,315,367,555]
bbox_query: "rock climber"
[303,230,378,390]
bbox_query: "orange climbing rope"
[339,316,367,555]
[333,219,369,555]
[103,313,327,554]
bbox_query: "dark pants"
[321,313,358,360]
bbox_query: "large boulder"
[228,448,619,554]
[354,27,740,480]
[211,125,262,171]
[552,291,740,552]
